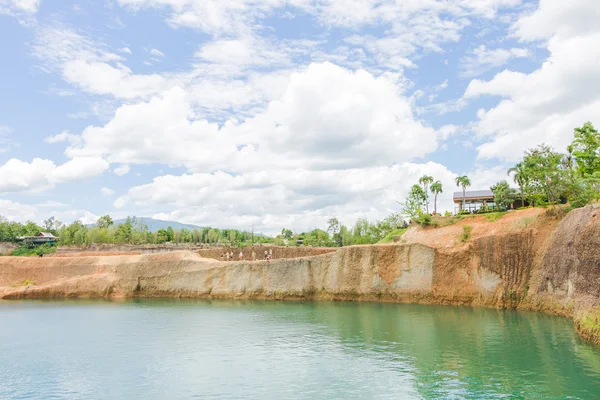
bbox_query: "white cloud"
[0,199,38,221]
[464,3,600,162]
[0,198,101,225]
[460,45,529,77]
[33,27,169,100]
[150,48,164,57]
[101,187,115,196]
[113,164,131,176]
[115,162,458,234]
[66,62,446,173]
[119,47,133,54]
[0,0,40,14]
[0,157,108,193]
[512,0,599,42]
[45,131,82,146]
[52,157,110,183]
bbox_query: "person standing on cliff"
[239,251,243,261]
[251,250,256,261]
[269,249,273,260]
[264,250,268,260]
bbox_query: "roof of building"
[453,189,494,201]
[37,232,56,238]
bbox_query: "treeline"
[0,213,408,248]
[492,122,600,210]
[276,213,407,247]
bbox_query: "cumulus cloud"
[460,45,529,77]
[33,27,169,100]
[115,162,459,234]
[0,0,40,14]
[66,62,447,173]
[464,0,600,161]
[101,187,115,196]
[0,157,109,193]
[113,164,131,176]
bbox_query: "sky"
[0,0,598,234]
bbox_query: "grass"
[483,211,507,222]
[460,225,472,243]
[378,228,407,243]
[22,280,35,286]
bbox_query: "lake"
[1,300,599,399]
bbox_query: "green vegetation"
[493,122,600,212]
[22,280,35,286]
[483,211,507,222]
[10,244,56,257]
[490,181,516,210]
[377,228,408,243]
[460,225,472,243]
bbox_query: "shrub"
[460,225,472,243]
[22,280,35,286]
[10,244,56,257]
[414,211,432,226]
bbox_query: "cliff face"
[1,205,599,343]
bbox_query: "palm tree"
[430,181,443,215]
[419,175,434,213]
[508,163,527,207]
[455,175,471,212]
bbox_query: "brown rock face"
[1,206,600,344]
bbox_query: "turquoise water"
[1,300,599,399]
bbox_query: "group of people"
[220,248,273,262]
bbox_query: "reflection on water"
[0,299,599,399]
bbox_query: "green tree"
[572,122,600,176]
[491,180,516,210]
[522,144,567,207]
[399,184,427,219]
[156,229,169,243]
[42,216,62,234]
[281,228,293,240]
[96,215,114,229]
[430,181,443,215]
[455,175,471,211]
[115,218,133,244]
[419,175,434,213]
[508,162,528,207]
[166,226,175,242]
[207,228,219,244]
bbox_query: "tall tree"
[491,180,516,210]
[572,122,600,176]
[419,175,434,213]
[430,181,443,215]
[96,215,114,229]
[522,144,566,207]
[508,162,528,207]
[455,175,471,212]
[399,184,427,219]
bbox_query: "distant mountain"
[88,217,268,236]
[88,217,206,232]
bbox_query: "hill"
[99,217,205,232]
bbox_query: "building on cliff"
[453,190,528,213]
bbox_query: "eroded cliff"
[1,205,599,343]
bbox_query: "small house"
[17,232,57,246]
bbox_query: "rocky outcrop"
[1,205,600,344]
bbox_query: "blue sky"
[0,0,598,233]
